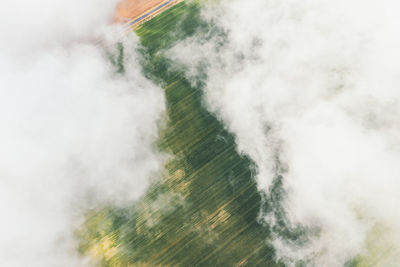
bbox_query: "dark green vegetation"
[78,1,297,266]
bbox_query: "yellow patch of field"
[88,234,119,261]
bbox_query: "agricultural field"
[78,1,292,266]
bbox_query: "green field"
[78,2,300,266]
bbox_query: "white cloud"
[0,1,165,266]
[169,0,400,265]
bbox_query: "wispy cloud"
[0,1,165,266]
[169,0,400,265]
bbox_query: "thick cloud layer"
[170,0,400,265]
[0,1,164,266]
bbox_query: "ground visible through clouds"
[79,2,289,266]
[2,0,398,266]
